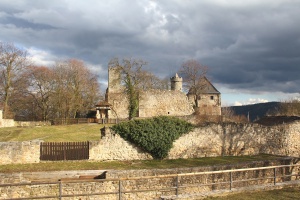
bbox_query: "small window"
[210,96,214,100]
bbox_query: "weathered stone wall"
[0,122,299,165]
[0,118,15,128]
[14,121,51,127]
[1,158,299,199]
[89,127,152,161]
[0,110,15,128]
[195,93,221,115]
[168,122,300,159]
[107,92,129,119]
[284,121,300,157]
[0,141,41,165]
[139,90,194,118]
[107,89,194,119]
[0,110,51,128]
[89,122,300,162]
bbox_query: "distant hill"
[223,102,281,122]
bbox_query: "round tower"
[170,73,183,91]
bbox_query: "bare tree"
[137,70,168,90]
[108,57,148,119]
[26,66,55,121]
[0,42,30,118]
[279,98,300,116]
[51,59,100,119]
[179,59,208,107]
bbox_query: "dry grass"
[0,154,284,173]
[0,124,107,142]
[204,186,300,200]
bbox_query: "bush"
[111,116,194,159]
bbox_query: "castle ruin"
[98,67,221,119]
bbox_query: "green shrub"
[111,116,194,159]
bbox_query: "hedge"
[111,116,194,159]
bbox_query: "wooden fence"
[40,142,89,161]
[1,164,299,199]
[51,118,97,125]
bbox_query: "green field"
[0,154,287,173]
[0,124,106,142]
[0,124,299,199]
[204,186,300,200]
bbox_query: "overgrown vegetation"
[111,116,194,159]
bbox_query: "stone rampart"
[90,122,300,162]
[89,128,152,161]
[0,119,15,128]
[139,90,194,117]
[14,121,51,127]
[168,122,298,159]
[0,122,299,165]
[0,141,41,165]
[0,158,299,199]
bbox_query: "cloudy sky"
[1,0,299,106]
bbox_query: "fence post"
[176,175,179,196]
[119,180,122,200]
[230,172,232,190]
[273,168,276,185]
[59,181,62,200]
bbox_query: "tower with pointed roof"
[170,73,183,91]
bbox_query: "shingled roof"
[187,76,220,95]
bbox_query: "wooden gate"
[40,142,89,161]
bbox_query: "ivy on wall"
[111,116,194,159]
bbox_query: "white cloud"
[27,47,56,66]
[234,98,269,106]
[1,0,300,106]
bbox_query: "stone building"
[187,76,221,116]
[98,67,221,119]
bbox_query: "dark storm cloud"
[0,0,299,97]
[0,16,56,30]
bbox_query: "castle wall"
[107,89,195,119]
[92,122,300,161]
[1,122,298,165]
[168,122,300,159]
[89,128,152,161]
[108,67,124,93]
[0,110,15,128]
[0,141,41,165]
[107,92,129,119]
[139,90,194,118]
[1,159,297,199]
[196,93,221,115]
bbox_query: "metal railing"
[1,164,299,200]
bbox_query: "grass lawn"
[204,186,300,200]
[0,154,286,173]
[0,124,107,142]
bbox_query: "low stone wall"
[0,141,41,165]
[0,122,299,165]
[168,122,299,159]
[89,129,152,161]
[14,121,51,127]
[90,122,300,162]
[0,158,299,199]
[0,119,15,128]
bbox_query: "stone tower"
[170,73,183,92]
[108,66,123,93]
